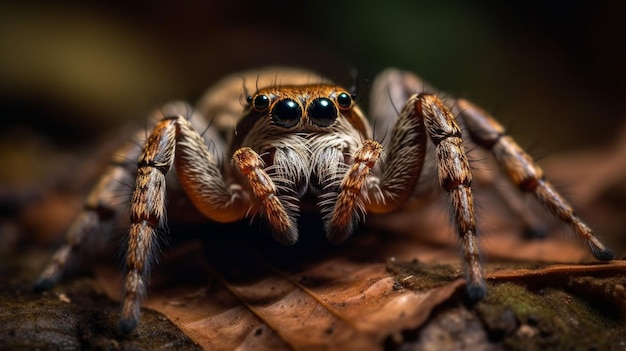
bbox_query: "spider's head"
[231,84,371,154]
[244,85,357,130]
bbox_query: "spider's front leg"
[232,147,298,244]
[325,82,429,243]
[331,85,486,300]
[120,108,249,333]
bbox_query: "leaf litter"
[9,123,626,350]
[92,202,625,350]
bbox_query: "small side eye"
[252,94,270,111]
[336,92,352,110]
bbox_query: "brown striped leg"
[418,94,486,300]
[120,111,249,334]
[325,140,383,244]
[325,84,429,244]
[33,102,200,293]
[232,147,298,245]
[119,117,177,333]
[457,98,613,261]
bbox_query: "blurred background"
[1,4,625,347]
[0,0,625,209]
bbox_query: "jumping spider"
[34,67,614,334]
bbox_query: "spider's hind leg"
[457,98,613,261]
[34,129,144,292]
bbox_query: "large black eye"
[308,97,338,127]
[252,94,270,111]
[336,92,352,110]
[271,98,301,128]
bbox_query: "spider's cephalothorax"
[34,67,614,334]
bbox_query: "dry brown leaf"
[8,121,626,350]
[487,260,626,280]
[91,196,623,351]
[95,234,466,351]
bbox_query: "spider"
[34,67,614,334]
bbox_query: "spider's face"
[232,85,371,148]
[247,85,355,130]
[230,84,373,202]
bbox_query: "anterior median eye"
[271,98,301,128]
[308,97,338,127]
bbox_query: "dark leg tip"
[325,224,353,246]
[591,246,614,261]
[272,228,299,246]
[119,317,138,335]
[466,281,487,301]
[33,278,55,293]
